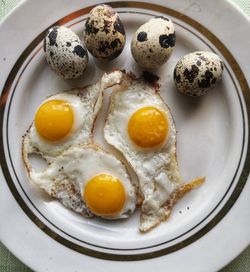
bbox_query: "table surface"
[0,0,250,271]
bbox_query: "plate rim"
[0,0,250,271]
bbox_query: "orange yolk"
[35,100,74,141]
[83,174,126,216]
[128,106,169,148]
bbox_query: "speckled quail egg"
[131,17,175,69]
[174,51,224,96]
[44,26,88,79]
[83,4,126,60]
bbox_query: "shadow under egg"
[65,55,97,87]
[93,50,127,72]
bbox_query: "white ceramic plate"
[0,0,250,271]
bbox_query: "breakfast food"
[131,17,175,69]
[174,51,224,96]
[44,26,88,79]
[104,71,204,232]
[22,71,123,163]
[26,144,137,219]
[83,4,126,60]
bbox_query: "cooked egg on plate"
[22,70,124,164]
[27,144,137,219]
[104,71,205,232]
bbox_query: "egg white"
[23,71,124,164]
[104,73,183,231]
[30,144,136,219]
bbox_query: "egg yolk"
[35,100,74,141]
[128,106,169,148]
[83,174,126,216]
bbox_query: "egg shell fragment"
[174,51,224,96]
[131,17,176,69]
[44,26,88,79]
[83,4,126,60]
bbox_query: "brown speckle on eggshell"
[131,17,176,69]
[173,51,224,96]
[44,26,88,79]
[83,5,126,60]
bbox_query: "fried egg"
[104,72,204,231]
[28,144,136,219]
[22,71,124,164]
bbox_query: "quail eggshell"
[44,26,88,79]
[131,17,176,69]
[173,51,224,96]
[83,4,126,60]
